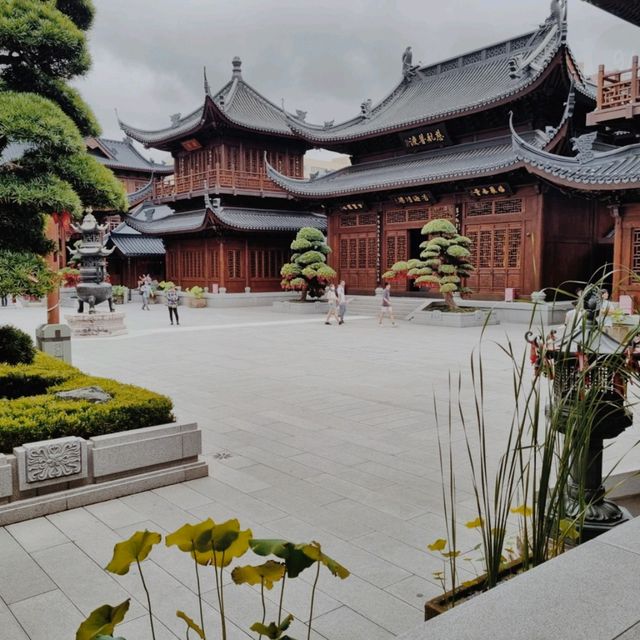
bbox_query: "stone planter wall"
[0,422,208,525]
[458,300,573,325]
[412,308,498,328]
[272,300,326,314]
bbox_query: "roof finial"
[204,66,211,96]
[232,56,242,79]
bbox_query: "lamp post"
[528,287,635,541]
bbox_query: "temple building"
[117,58,325,293]
[267,2,611,297]
[85,136,171,287]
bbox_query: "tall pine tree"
[0,0,126,263]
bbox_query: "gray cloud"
[75,0,640,161]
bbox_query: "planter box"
[0,422,208,526]
[425,558,523,620]
[272,300,326,314]
[458,300,573,325]
[186,297,207,308]
[412,308,498,328]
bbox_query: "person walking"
[140,277,152,310]
[378,282,396,326]
[166,285,180,325]
[337,280,347,325]
[325,284,339,325]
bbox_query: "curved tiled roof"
[125,208,210,235]
[109,223,166,256]
[512,125,640,190]
[89,137,173,173]
[267,131,547,198]
[285,9,569,144]
[214,206,326,232]
[127,179,154,207]
[119,60,298,147]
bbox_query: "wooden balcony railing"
[152,163,288,200]
[588,56,640,125]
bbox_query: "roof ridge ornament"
[402,46,419,82]
[232,56,242,79]
[296,110,307,121]
[571,132,598,164]
[170,113,182,127]
[204,66,211,96]
[360,98,373,119]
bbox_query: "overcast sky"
[75,0,640,161]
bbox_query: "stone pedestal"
[65,312,127,337]
[35,323,72,362]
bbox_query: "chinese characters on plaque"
[468,183,512,199]
[393,192,435,205]
[401,125,451,151]
[340,202,365,212]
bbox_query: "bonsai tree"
[281,227,337,300]
[382,219,474,309]
[0,1,126,261]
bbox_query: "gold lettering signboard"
[392,191,436,205]
[467,183,512,199]
[400,125,451,151]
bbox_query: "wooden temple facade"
[118,57,324,293]
[267,2,621,298]
[117,1,640,301]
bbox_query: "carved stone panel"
[14,436,88,491]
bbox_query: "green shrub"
[0,352,173,452]
[0,325,36,365]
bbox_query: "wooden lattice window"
[633,230,640,273]
[467,201,493,217]
[467,231,478,267]
[341,214,358,227]
[429,205,455,220]
[227,250,242,279]
[348,239,357,269]
[387,236,396,268]
[387,211,407,224]
[182,250,204,279]
[479,231,492,268]
[408,209,427,222]
[508,228,522,268]
[209,250,219,278]
[340,239,348,269]
[249,249,286,279]
[493,229,506,268]
[495,198,523,215]
[359,213,377,225]
[367,237,377,268]
[358,239,367,269]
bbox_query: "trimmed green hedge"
[0,353,174,452]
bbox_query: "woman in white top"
[324,284,339,325]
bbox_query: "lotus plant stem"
[259,579,266,640]
[136,559,157,640]
[307,561,321,640]
[211,547,225,639]
[277,574,286,625]
[219,550,227,640]
[194,557,206,639]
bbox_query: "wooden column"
[219,239,226,289]
[244,239,250,290]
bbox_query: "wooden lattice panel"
[466,198,523,217]
[359,213,377,225]
[341,214,358,227]
[368,238,377,268]
[408,209,427,222]
[429,205,455,220]
[493,229,506,268]
[340,240,348,269]
[209,250,219,278]
[358,239,367,269]
[348,239,357,269]
[508,228,522,269]
[495,198,523,215]
[387,210,408,224]
[478,231,492,268]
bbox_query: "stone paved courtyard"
[1,302,639,640]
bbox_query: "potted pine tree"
[280,227,336,301]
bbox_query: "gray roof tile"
[90,137,173,173]
[214,206,326,232]
[583,0,640,25]
[512,126,640,190]
[108,222,166,256]
[268,131,547,198]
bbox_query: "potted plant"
[111,285,127,305]
[186,285,207,308]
